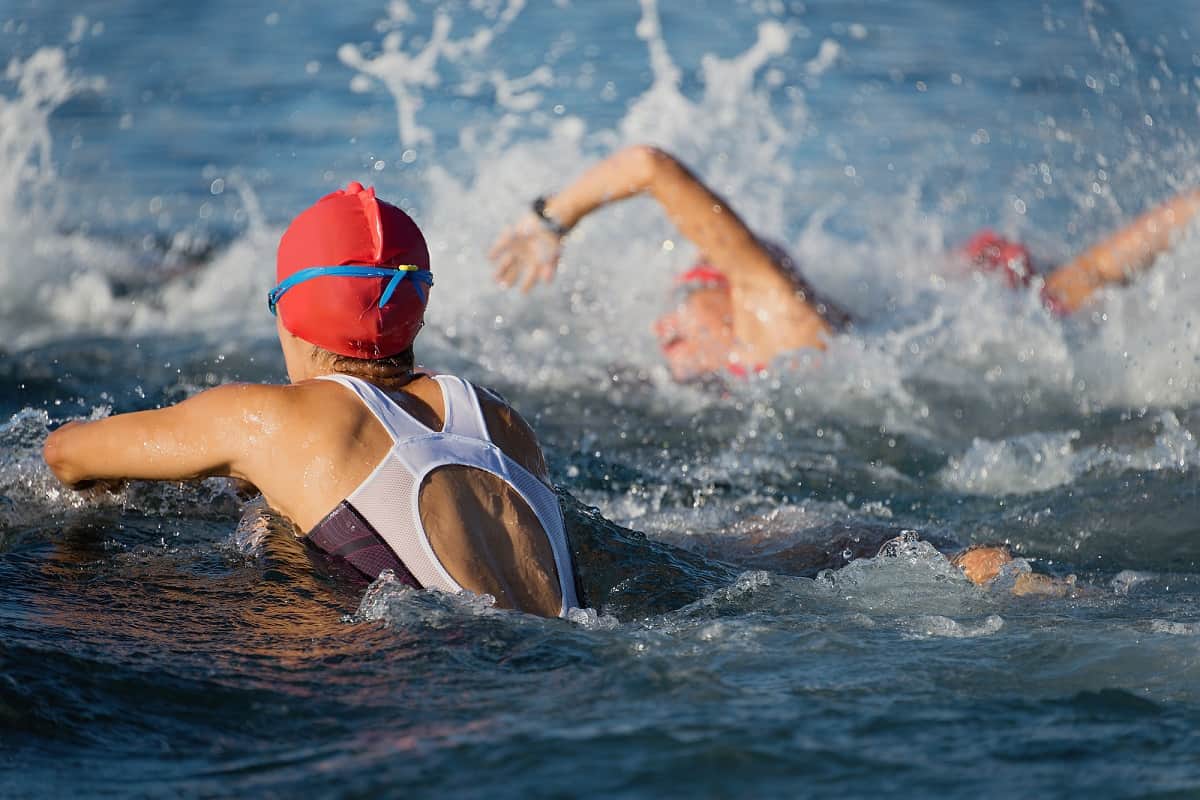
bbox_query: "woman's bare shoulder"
[473,385,550,481]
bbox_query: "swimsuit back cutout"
[307,373,579,617]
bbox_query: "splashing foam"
[940,410,1199,496]
[0,46,105,346]
[0,39,276,349]
[377,0,811,390]
[811,533,981,614]
[8,5,1200,438]
[336,0,1200,432]
[352,568,500,625]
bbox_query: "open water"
[2,1,1200,797]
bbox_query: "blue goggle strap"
[267,265,433,315]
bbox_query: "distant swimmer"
[44,182,580,619]
[490,145,1200,382]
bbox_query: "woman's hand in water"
[489,213,563,292]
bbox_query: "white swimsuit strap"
[314,374,431,441]
[320,373,580,616]
[433,375,492,442]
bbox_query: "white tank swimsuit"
[305,373,580,617]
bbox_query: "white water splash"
[903,613,1005,639]
[338,0,529,148]
[7,2,1200,464]
[940,410,1199,496]
[1149,619,1200,636]
[804,39,842,76]
[0,405,243,527]
[812,534,979,613]
[352,569,501,625]
[0,47,103,222]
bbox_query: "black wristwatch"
[532,196,569,238]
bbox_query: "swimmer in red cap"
[490,145,1200,381]
[44,182,580,618]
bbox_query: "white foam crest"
[351,569,500,625]
[0,45,109,345]
[940,410,1199,496]
[0,47,103,221]
[811,533,981,613]
[0,41,272,348]
[153,228,279,338]
[1150,619,1200,636]
[902,613,1005,639]
[623,5,800,221]
[13,175,278,347]
[941,431,1081,495]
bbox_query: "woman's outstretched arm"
[491,145,781,294]
[1043,189,1200,313]
[490,145,832,361]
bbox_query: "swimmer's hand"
[489,213,563,293]
[44,422,125,493]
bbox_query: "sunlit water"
[3,1,1200,796]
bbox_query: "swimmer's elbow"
[623,145,682,186]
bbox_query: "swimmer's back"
[249,374,565,616]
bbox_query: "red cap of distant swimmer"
[675,262,730,288]
[276,182,431,359]
[961,229,1033,288]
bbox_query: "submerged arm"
[1043,189,1200,313]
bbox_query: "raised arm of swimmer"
[491,145,835,371]
[1043,189,1200,313]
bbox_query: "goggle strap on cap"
[268,265,434,315]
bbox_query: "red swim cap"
[961,229,1034,288]
[675,262,730,289]
[276,182,431,359]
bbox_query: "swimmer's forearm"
[43,415,232,487]
[1044,189,1200,312]
[540,145,666,232]
[546,146,765,278]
